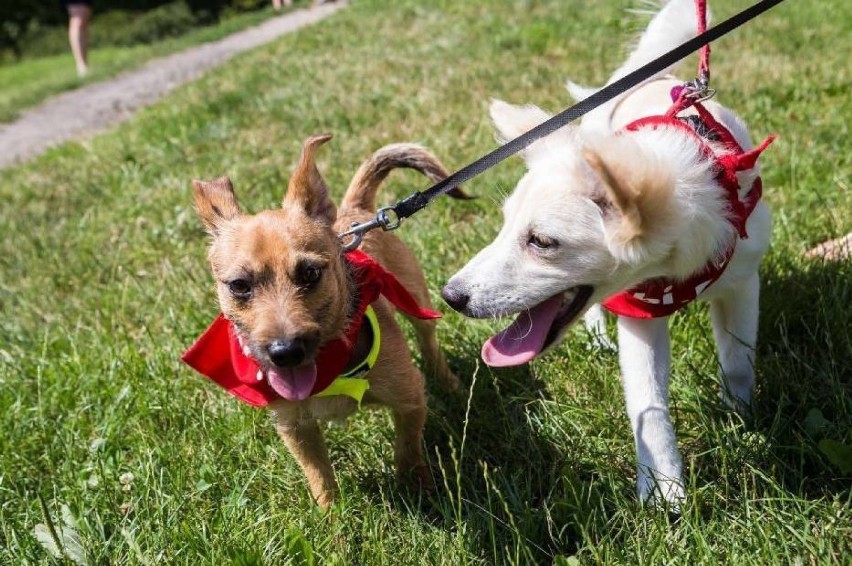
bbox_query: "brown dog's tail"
[341,143,473,212]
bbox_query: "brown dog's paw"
[439,369,462,393]
[397,462,435,492]
[314,489,338,510]
[412,464,436,492]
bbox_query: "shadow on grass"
[355,345,622,563]
[432,256,845,561]
[753,255,850,493]
[350,257,848,562]
[684,254,851,505]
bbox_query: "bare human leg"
[67,4,92,77]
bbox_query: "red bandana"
[181,249,440,407]
[602,100,775,319]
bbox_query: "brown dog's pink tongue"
[481,295,562,367]
[266,363,317,401]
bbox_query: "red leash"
[696,0,711,83]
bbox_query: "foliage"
[0,0,58,58]
[102,2,199,47]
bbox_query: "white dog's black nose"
[441,281,470,313]
[267,339,306,367]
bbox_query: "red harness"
[182,250,440,407]
[601,96,775,319]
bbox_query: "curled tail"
[566,0,707,130]
[341,143,473,211]
[606,0,707,85]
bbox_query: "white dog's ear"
[565,80,598,102]
[583,144,675,245]
[489,99,551,141]
[583,149,641,235]
[489,99,572,163]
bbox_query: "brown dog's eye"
[527,232,557,250]
[297,264,323,288]
[228,279,252,299]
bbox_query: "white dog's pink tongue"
[266,363,317,401]
[481,295,562,367]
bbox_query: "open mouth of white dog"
[482,285,594,367]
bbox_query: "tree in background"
[1,0,60,59]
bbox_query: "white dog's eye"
[527,232,557,250]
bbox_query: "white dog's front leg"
[709,273,759,414]
[617,316,684,506]
[583,304,615,350]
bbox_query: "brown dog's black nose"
[441,281,470,313]
[267,339,306,367]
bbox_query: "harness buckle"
[682,76,716,103]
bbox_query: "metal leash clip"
[338,206,402,252]
[682,75,716,103]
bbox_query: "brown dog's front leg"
[275,419,338,508]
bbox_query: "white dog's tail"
[609,0,706,85]
[566,0,706,105]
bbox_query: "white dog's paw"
[719,381,753,417]
[637,470,686,512]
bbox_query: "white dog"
[442,0,774,505]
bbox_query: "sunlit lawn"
[0,0,849,563]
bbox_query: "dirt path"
[0,2,346,171]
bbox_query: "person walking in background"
[62,0,92,76]
[272,0,293,10]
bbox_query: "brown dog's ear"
[192,177,241,235]
[284,133,336,224]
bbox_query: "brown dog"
[189,134,464,507]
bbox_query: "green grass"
[0,3,305,123]
[1,0,850,563]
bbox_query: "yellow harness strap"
[312,306,379,404]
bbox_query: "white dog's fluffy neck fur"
[589,126,735,283]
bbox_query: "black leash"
[339,0,786,251]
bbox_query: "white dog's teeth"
[243,345,251,356]
[256,370,263,381]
